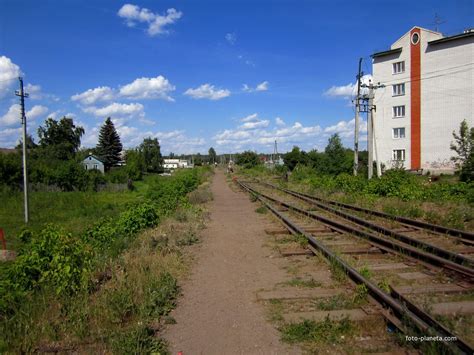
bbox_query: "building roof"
[371,47,402,58]
[428,30,474,45]
[83,154,104,163]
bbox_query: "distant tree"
[306,149,324,172]
[139,137,163,173]
[451,119,474,182]
[208,147,217,164]
[324,134,352,175]
[96,117,123,169]
[169,152,175,158]
[194,153,203,166]
[236,150,260,169]
[15,134,37,150]
[125,149,145,180]
[37,116,85,160]
[283,146,307,171]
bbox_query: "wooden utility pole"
[15,77,29,223]
[354,58,363,176]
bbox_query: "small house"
[82,153,105,173]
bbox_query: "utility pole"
[15,77,29,223]
[353,58,363,176]
[362,81,385,179]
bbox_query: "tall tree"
[96,117,123,169]
[15,134,37,150]
[283,146,307,171]
[139,137,163,173]
[38,117,84,160]
[208,147,217,164]
[324,134,352,175]
[194,153,203,166]
[451,119,474,182]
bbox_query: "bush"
[10,225,93,296]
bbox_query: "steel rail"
[242,182,474,278]
[257,181,473,268]
[259,180,474,242]
[237,180,472,354]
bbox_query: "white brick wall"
[373,27,473,172]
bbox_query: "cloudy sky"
[0,0,471,154]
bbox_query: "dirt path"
[164,170,299,354]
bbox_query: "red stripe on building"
[410,28,421,169]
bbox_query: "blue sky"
[0,0,472,154]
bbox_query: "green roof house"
[82,153,105,174]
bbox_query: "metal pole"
[354,58,362,176]
[373,108,382,177]
[368,83,374,179]
[16,77,29,223]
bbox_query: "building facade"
[372,27,473,173]
[163,159,191,169]
[82,154,105,173]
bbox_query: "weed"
[359,266,372,279]
[255,206,268,214]
[280,316,353,344]
[329,258,347,282]
[249,194,258,202]
[188,186,213,204]
[175,232,200,246]
[294,233,308,247]
[316,294,352,311]
[108,324,169,355]
[377,278,391,293]
[285,278,321,288]
[352,284,369,305]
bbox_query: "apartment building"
[372,26,473,172]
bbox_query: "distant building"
[372,27,473,173]
[163,159,192,169]
[82,153,105,173]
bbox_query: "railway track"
[236,178,474,354]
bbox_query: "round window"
[411,32,420,45]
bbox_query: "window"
[93,164,98,170]
[392,61,405,74]
[393,127,406,139]
[393,105,405,118]
[392,83,405,96]
[392,149,405,161]
[411,32,420,45]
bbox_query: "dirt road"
[164,170,299,354]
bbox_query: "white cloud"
[240,113,259,122]
[275,117,285,126]
[242,81,269,93]
[324,118,367,138]
[184,84,230,100]
[0,104,48,127]
[324,74,373,98]
[27,105,48,120]
[118,4,182,36]
[225,32,237,45]
[119,76,175,101]
[0,56,22,97]
[25,83,42,100]
[83,102,144,118]
[0,127,21,147]
[256,81,269,91]
[239,119,269,130]
[71,86,115,105]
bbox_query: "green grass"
[0,177,157,251]
[281,316,354,344]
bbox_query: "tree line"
[0,116,166,191]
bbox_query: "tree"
[125,149,145,180]
[139,137,163,173]
[194,153,203,166]
[15,134,37,150]
[37,117,85,160]
[451,119,474,182]
[208,147,217,164]
[283,146,307,171]
[324,134,352,175]
[96,117,123,169]
[236,150,260,169]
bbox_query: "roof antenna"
[430,13,446,33]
